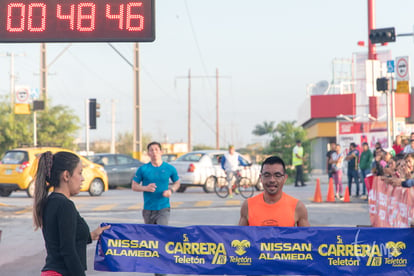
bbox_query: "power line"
[183,0,212,88]
[107,43,133,67]
[106,43,219,140]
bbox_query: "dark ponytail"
[33,151,53,229]
[33,151,80,229]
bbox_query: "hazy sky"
[1,0,414,149]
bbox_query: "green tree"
[116,132,152,155]
[36,104,80,149]
[252,121,277,138]
[267,121,308,166]
[252,120,309,183]
[0,99,80,155]
[193,144,216,151]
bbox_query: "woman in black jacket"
[33,151,110,276]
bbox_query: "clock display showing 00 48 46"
[0,0,155,42]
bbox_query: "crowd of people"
[326,132,414,200]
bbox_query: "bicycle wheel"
[215,177,229,198]
[237,177,254,199]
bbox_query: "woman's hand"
[91,225,111,240]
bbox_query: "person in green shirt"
[292,140,306,187]
[359,142,373,199]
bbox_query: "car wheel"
[177,186,187,193]
[203,176,216,193]
[26,181,35,198]
[255,178,263,191]
[89,179,104,196]
[0,189,12,197]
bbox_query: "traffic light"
[369,27,396,44]
[33,100,45,111]
[376,77,389,92]
[89,98,100,129]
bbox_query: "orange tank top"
[247,192,298,226]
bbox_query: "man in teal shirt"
[132,142,180,276]
[132,141,180,222]
[359,142,373,199]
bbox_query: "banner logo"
[386,242,406,258]
[231,240,250,255]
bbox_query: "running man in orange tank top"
[239,156,310,227]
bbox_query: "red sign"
[0,0,155,42]
[338,121,387,135]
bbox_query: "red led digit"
[126,2,144,31]
[77,2,96,32]
[7,3,25,32]
[28,3,46,32]
[57,4,75,30]
[106,4,124,30]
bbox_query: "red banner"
[369,176,414,227]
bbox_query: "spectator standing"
[292,140,306,187]
[403,138,414,154]
[33,151,110,276]
[393,135,404,155]
[330,144,344,200]
[383,148,396,176]
[345,142,360,197]
[372,148,386,176]
[359,142,373,199]
[326,142,336,180]
[373,142,382,158]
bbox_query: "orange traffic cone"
[326,178,335,202]
[313,178,322,203]
[343,187,350,203]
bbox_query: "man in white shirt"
[221,145,248,198]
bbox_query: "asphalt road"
[0,176,370,275]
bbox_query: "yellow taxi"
[0,147,108,197]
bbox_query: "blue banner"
[94,223,414,275]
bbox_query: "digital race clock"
[0,0,155,42]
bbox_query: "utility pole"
[187,69,192,152]
[175,69,230,150]
[216,68,219,149]
[40,43,47,106]
[1,52,24,108]
[133,43,142,160]
[367,0,376,60]
[85,99,90,155]
[111,99,116,154]
[10,53,15,108]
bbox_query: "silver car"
[87,153,143,188]
[169,150,262,193]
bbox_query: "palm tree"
[252,121,277,138]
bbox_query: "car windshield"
[117,155,132,165]
[1,151,28,164]
[177,153,203,162]
[88,156,101,163]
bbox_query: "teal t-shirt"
[133,162,179,210]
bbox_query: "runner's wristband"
[169,188,174,193]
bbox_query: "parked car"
[0,147,108,197]
[169,150,262,193]
[162,153,178,163]
[87,153,144,188]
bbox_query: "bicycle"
[215,170,254,199]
